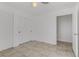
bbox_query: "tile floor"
[0,41,74,57]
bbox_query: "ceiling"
[0,2,77,16]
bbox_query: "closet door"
[0,10,13,51]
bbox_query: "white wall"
[32,13,57,44]
[31,7,77,47]
[0,10,13,51]
[32,8,74,45]
[57,14,72,43]
[0,3,33,49]
[14,13,33,47]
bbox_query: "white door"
[72,6,78,57]
[77,5,79,57]
[78,11,79,57]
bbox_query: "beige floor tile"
[0,41,74,57]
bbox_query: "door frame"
[56,14,72,43]
[56,12,78,57]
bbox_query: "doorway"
[56,14,74,56]
[57,14,72,43]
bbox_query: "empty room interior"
[0,2,79,57]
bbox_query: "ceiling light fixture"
[32,0,49,8]
[32,0,37,7]
[32,2,37,7]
